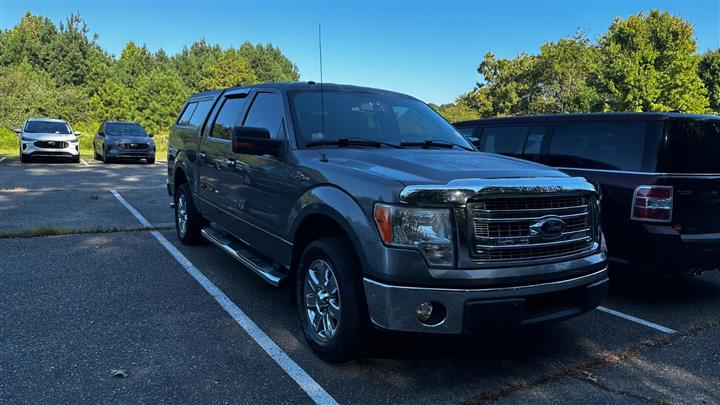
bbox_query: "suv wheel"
[146,156,155,164]
[94,147,101,161]
[20,148,29,163]
[296,237,369,362]
[174,182,205,245]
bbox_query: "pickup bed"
[167,82,608,362]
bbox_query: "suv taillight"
[631,186,673,222]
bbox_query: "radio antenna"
[318,23,328,162]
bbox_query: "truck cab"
[167,83,608,362]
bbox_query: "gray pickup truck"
[166,82,608,362]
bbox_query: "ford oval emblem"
[529,216,566,238]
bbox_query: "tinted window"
[188,100,213,128]
[25,121,71,134]
[480,126,528,155]
[455,127,475,137]
[663,119,720,173]
[211,97,248,140]
[105,123,147,136]
[524,126,547,155]
[289,91,471,148]
[548,121,647,171]
[178,103,197,125]
[243,93,284,138]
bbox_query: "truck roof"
[187,82,413,101]
[454,112,720,126]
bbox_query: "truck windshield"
[24,121,71,134]
[289,90,472,149]
[106,123,147,136]
[663,119,720,173]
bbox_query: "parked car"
[454,113,720,275]
[167,83,608,362]
[14,118,81,163]
[94,121,156,164]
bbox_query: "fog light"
[416,302,433,322]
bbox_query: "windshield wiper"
[305,137,402,149]
[400,139,473,151]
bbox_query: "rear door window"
[523,126,547,155]
[479,126,529,155]
[547,121,647,171]
[177,102,197,126]
[188,100,213,128]
[662,119,720,173]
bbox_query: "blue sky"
[1,0,718,104]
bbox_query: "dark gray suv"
[94,121,156,164]
[166,82,608,362]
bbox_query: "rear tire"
[296,237,369,362]
[174,182,206,245]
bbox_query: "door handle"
[199,151,207,158]
[225,158,236,167]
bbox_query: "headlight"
[21,136,35,142]
[374,204,454,266]
[69,137,79,143]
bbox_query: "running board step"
[201,227,286,286]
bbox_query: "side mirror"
[231,126,284,156]
[74,131,83,137]
[13,128,22,135]
[148,133,154,138]
[97,131,104,137]
[466,136,480,147]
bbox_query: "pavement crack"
[460,318,720,404]
[574,374,670,404]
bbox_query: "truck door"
[197,90,250,224]
[223,90,298,258]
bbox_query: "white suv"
[14,118,81,163]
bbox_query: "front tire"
[20,153,29,163]
[174,182,206,245]
[94,147,101,161]
[72,155,80,164]
[296,237,369,362]
[146,156,155,164]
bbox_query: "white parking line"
[0,157,6,163]
[597,306,676,334]
[80,159,89,167]
[110,189,338,405]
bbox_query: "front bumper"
[363,266,608,334]
[21,140,79,158]
[107,145,155,159]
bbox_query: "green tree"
[699,49,720,113]
[89,78,135,122]
[132,69,191,134]
[117,41,156,86]
[596,10,708,112]
[172,40,223,91]
[239,42,300,83]
[199,49,257,91]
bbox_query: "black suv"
[455,113,720,274]
[166,83,608,361]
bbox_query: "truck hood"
[22,132,77,142]
[321,149,567,185]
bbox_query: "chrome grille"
[34,140,67,149]
[119,142,149,150]
[470,195,595,262]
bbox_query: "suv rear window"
[662,119,720,173]
[548,121,647,171]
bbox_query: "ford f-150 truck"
[166,82,608,362]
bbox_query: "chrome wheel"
[176,193,188,237]
[304,259,341,342]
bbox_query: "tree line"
[0,12,299,135]
[432,10,720,122]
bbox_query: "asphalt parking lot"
[1,156,719,404]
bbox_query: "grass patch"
[0,225,174,239]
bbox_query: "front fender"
[288,185,380,271]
